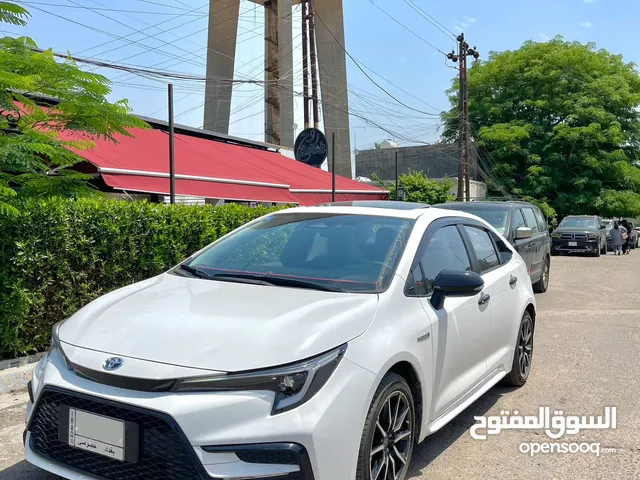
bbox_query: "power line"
[19,2,207,16]
[404,0,456,38]
[314,10,442,117]
[368,1,448,56]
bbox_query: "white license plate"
[568,241,577,246]
[68,408,125,461]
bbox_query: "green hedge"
[0,198,281,359]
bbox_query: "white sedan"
[24,202,536,480]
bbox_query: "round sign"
[294,128,328,167]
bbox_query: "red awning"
[101,174,298,204]
[60,127,387,205]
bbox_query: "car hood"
[59,273,379,372]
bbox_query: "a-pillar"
[203,0,241,133]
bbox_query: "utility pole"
[168,83,175,205]
[308,0,320,128]
[448,34,479,201]
[264,0,280,145]
[301,0,310,129]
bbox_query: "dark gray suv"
[434,201,551,293]
[551,215,607,257]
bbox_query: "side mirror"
[515,227,533,240]
[430,270,484,310]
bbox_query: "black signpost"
[294,127,328,167]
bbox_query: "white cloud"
[584,0,596,3]
[454,25,464,32]
[463,16,476,23]
[539,33,550,41]
[579,21,593,28]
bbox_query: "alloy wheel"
[370,391,413,480]
[542,261,549,290]
[517,317,533,378]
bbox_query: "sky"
[4,0,640,161]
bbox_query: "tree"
[0,3,148,215]
[443,37,640,219]
[372,170,455,204]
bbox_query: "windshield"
[180,212,415,293]
[560,218,597,228]
[438,205,509,234]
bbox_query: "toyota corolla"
[24,203,536,480]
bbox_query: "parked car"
[434,200,551,293]
[551,215,607,257]
[24,202,536,480]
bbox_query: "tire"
[503,311,534,387]
[592,241,601,257]
[601,242,607,254]
[356,373,416,480]
[532,257,549,294]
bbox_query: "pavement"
[1,253,639,479]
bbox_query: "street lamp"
[396,185,407,201]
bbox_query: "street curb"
[0,362,36,394]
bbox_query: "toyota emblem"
[102,357,124,371]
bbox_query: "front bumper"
[25,348,375,480]
[552,239,599,253]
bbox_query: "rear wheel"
[503,311,534,387]
[357,373,415,480]
[532,257,549,293]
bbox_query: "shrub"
[0,197,281,359]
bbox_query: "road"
[1,253,639,479]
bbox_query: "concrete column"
[203,0,241,133]
[264,0,281,145]
[278,0,294,148]
[314,0,352,178]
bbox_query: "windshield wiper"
[211,272,348,293]
[178,264,215,279]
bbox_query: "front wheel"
[592,241,601,257]
[503,311,534,387]
[532,257,549,293]
[357,373,416,480]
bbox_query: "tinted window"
[522,208,540,234]
[511,209,526,238]
[437,205,509,235]
[185,213,415,293]
[491,231,513,264]
[464,226,500,273]
[559,217,598,228]
[533,207,547,232]
[419,226,472,294]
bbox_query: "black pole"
[395,151,398,201]
[168,83,175,204]
[331,132,336,202]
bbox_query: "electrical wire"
[404,0,457,38]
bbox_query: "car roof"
[434,200,526,210]
[563,215,598,218]
[276,204,487,221]
[319,200,430,210]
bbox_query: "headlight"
[172,344,347,415]
[50,320,73,371]
[587,233,597,239]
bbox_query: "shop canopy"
[61,127,388,205]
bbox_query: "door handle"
[509,275,518,287]
[478,292,491,306]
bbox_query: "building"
[62,116,386,206]
[355,143,479,181]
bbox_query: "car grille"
[560,233,588,240]
[28,387,205,480]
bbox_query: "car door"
[462,225,524,372]
[521,207,543,280]
[411,221,491,420]
[510,208,532,273]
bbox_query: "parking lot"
[0,253,639,479]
